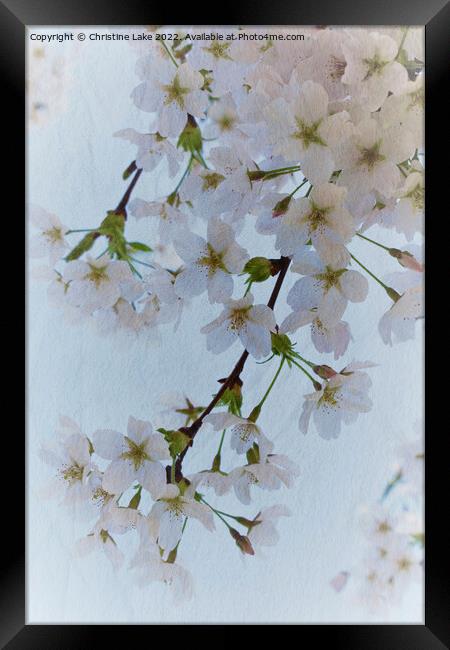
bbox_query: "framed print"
[4,0,448,643]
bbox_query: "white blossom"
[92,416,170,497]
[64,255,133,312]
[38,416,94,514]
[228,453,300,505]
[148,483,214,552]
[132,60,208,137]
[275,183,355,267]
[248,504,291,546]
[299,361,374,439]
[264,80,353,184]
[114,128,183,177]
[341,31,408,112]
[204,411,273,456]
[174,218,249,303]
[29,205,69,264]
[201,293,276,359]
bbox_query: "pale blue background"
[27,27,424,623]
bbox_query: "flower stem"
[66,228,95,235]
[356,232,392,252]
[161,40,178,68]
[350,253,390,291]
[256,356,285,410]
[172,155,194,194]
[290,358,320,388]
[200,496,232,529]
[216,429,226,457]
[129,256,155,269]
[396,27,409,60]
[289,178,309,197]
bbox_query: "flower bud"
[247,169,267,182]
[313,364,338,379]
[229,528,255,555]
[177,115,202,154]
[388,248,424,272]
[272,195,291,217]
[122,160,137,180]
[244,257,272,283]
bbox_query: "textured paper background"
[27,28,424,623]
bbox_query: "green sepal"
[128,241,153,252]
[128,486,142,510]
[271,332,294,357]
[248,405,261,423]
[165,547,178,564]
[246,443,260,465]
[272,195,292,217]
[217,387,242,416]
[235,516,261,528]
[65,231,98,261]
[211,453,221,472]
[385,286,402,303]
[244,257,272,283]
[158,428,190,458]
[177,117,203,154]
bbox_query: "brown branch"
[174,256,291,479]
[115,166,143,216]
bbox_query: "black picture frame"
[6,0,448,644]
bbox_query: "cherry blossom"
[38,416,94,513]
[264,80,353,184]
[299,361,374,439]
[114,128,183,177]
[174,217,249,303]
[336,118,415,203]
[148,483,215,552]
[275,183,355,267]
[248,504,291,547]
[204,411,272,455]
[341,30,408,112]
[92,416,170,497]
[132,59,208,137]
[228,453,300,505]
[29,205,69,264]
[201,293,276,359]
[285,249,368,325]
[64,255,133,312]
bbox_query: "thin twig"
[175,256,291,478]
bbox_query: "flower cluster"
[330,426,424,615]
[32,25,424,600]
